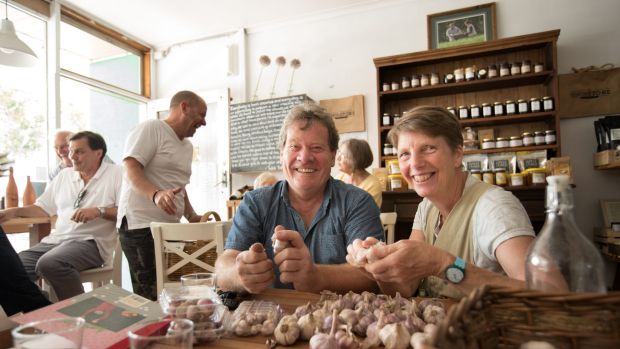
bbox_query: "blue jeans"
[119,217,157,300]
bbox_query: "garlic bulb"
[379,323,410,349]
[422,305,446,325]
[297,312,319,340]
[309,310,339,349]
[410,332,429,349]
[274,316,300,346]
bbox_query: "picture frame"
[427,2,497,49]
[601,200,620,229]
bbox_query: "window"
[0,3,47,196]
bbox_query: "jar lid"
[482,102,491,106]
[496,137,507,141]
[384,143,391,146]
[482,169,492,173]
[510,136,521,140]
[383,112,390,115]
[470,169,481,173]
[470,104,478,108]
[482,138,494,142]
[530,97,540,101]
[478,68,487,73]
[458,105,466,108]
[505,100,514,104]
[517,99,526,103]
[542,96,552,99]
[447,106,455,110]
[534,131,545,135]
[522,132,532,136]
[493,101,503,105]
[545,130,555,134]
[494,168,507,172]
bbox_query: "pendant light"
[0,0,37,67]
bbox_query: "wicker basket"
[164,240,218,281]
[428,285,620,349]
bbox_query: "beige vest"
[420,180,493,298]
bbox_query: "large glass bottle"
[525,175,606,293]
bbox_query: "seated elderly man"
[0,131,122,301]
[49,130,116,182]
[216,103,384,294]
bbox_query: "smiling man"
[216,102,384,295]
[117,90,206,300]
[0,131,122,301]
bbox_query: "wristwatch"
[98,207,106,217]
[445,256,466,283]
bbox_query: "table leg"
[29,223,51,247]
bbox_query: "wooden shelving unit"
[374,30,560,241]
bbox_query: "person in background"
[49,130,115,182]
[253,172,278,189]
[446,22,464,41]
[464,19,477,36]
[0,226,51,315]
[0,131,121,301]
[348,106,534,297]
[216,102,384,295]
[117,90,206,300]
[336,138,383,208]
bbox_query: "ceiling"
[62,0,384,49]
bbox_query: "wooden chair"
[150,221,231,299]
[380,212,397,244]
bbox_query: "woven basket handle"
[200,211,221,222]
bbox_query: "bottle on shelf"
[23,175,36,206]
[5,166,18,208]
[525,175,606,293]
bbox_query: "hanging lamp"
[0,0,37,67]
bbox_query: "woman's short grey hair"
[278,102,339,152]
[339,138,373,171]
[387,105,463,151]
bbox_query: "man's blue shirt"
[224,177,383,288]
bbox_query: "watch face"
[446,266,464,283]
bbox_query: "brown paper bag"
[320,95,365,133]
[558,66,620,119]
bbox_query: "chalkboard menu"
[230,94,310,172]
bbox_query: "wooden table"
[1,217,52,247]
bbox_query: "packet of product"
[488,152,517,173]
[516,150,547,172]
[462,154,488,172]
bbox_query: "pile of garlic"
[270,290,446,349]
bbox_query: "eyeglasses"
[74,188,87,208]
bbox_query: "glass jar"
[488,64,498,78]
[477,67,488,80]
[542,96,554,111]
[401,76,411,89]
[510,62,521,75]
[444,73,455,84]
[500,62,510,77]
[420,74,429,87]
[522,132,535,146]
[454,68,464,83]
[505,100,516,115]
[446,106,457,116]
[382,113,391,126]
[534,62,545,73]
[510,173,525,187]
[521,60,532,74]
[482,138,496,149]
[411,74,420,88]
[465,66,475,81]
[391,81,400,90]
[383,143,393,156]
[530,97,542,113]
[430,72,440,86]
[527,168,547,185]
[392,113,400,125]
[482,103,493,117]
[382,82,390,91]
[534,131,546,145]
[470,169,482,181]
[482,170,495,185]
[517,99,529,114]
[458,105,469,119]
[493,101,505,116]
[509,136,523,148]
[469,104,480,118]
[545,130,556,144]
[496,137,509,148]
[494,168,508,187]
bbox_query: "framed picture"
[427,2,497,49]
[601,200,620,229]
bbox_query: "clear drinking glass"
[128,318,194,349]
[12,317,85,349]
[180,272,217,289]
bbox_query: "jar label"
[459,109,468,119]
[494,105,503,115]
[483,106,492,116]
[518,103,528,113]
[506,104,516,114]
[390,163,401,174]
[531,103,541,112]
[391,178,402,189]
[511,175,524,186]
[531,172,546,184]
[543,99,554,110]
[471,109,480,117]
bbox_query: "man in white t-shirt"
[0,131,122,301]
[117,90,206,300]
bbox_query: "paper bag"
[559,66,620,119]
[320,95,365,133]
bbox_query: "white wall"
[155,0,620,235]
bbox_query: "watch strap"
[453,256,466,270]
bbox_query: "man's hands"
[71,207,101,223]
[154,187,183,215]
[234,243,275,294]
[272,226,321,293]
